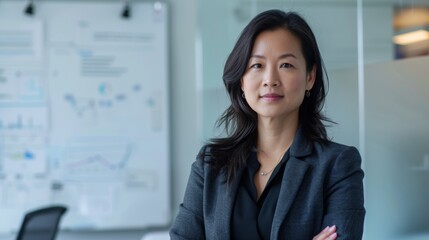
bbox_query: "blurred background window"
[393,6,429,59]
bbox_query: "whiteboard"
[0,0,170,233]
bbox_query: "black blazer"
[171,128,365,239]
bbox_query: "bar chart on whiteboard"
[0,1,170,233]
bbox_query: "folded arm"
[320,147,366,239]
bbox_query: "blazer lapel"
[214,168,244,240]
[270,126,312,239]
[270,157,310,239]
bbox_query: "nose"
[263,66,280,87]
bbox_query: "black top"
[231,150,290,240]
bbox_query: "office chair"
[16,205,67,240]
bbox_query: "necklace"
[259,151,286,177]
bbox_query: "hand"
[313,225,337,240]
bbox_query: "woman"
[170,9,365,240]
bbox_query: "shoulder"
[306,140,362,172]
[191,145,209,171]
[310,141,363,179]
[192,145,222,177]
[187,145,229,196]
[313,140,360,159]
[195,144,213,166]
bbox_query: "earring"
[242,92,245,98]
[305,90,311,97]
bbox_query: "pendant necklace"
[259,151,286,176]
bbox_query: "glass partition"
[362,0,429,239]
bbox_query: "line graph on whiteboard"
[57,138,133,181]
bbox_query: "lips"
[261,93,283,100]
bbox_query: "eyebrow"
[250,53,297,59]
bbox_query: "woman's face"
[241,28,315,122]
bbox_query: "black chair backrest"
[16,205,67,240]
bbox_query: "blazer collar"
[289,125,313,158]
[270,156,310,239]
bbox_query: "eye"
[249,63,262,69]
[280,63,294,68]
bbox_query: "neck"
[257,116,298,155]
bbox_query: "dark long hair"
[200,10,330,183]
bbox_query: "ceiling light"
[393,29,429,45]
